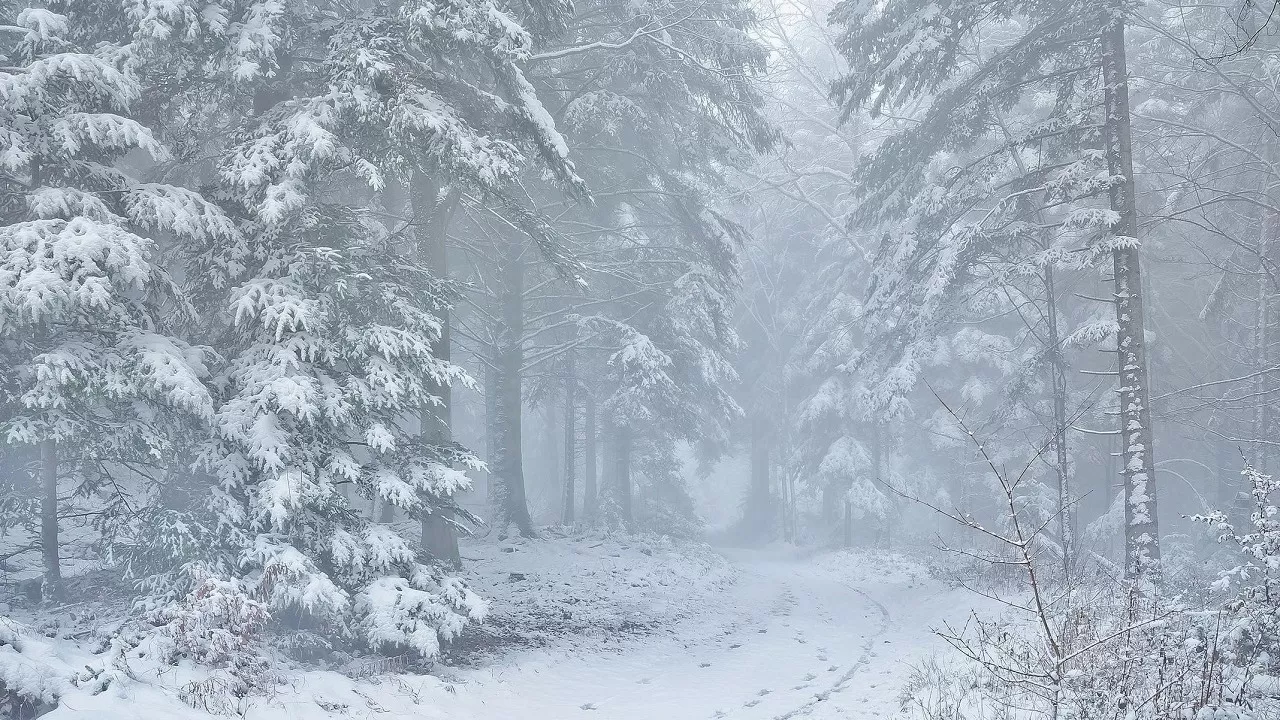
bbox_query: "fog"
[3,0,1280,718]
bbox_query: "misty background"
[4,0,1280,718]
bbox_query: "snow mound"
[811,548,932,586]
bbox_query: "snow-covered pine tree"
[829,0,1160,580]
[0,0,222,601]
[117,0,587,661]
[517,0,776,529]
[1135,1,1280,520]
[727,0,889,543]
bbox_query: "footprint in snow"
[817,655,828,662]
[828,665,838,672]
[803,673,817,681]
[700,662,712,668]
[637,678,652,685]
[744,699,761,708]
[581,703,597,710]
[757,689,771,696]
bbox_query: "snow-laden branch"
[529,15,691,62]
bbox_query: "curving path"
[427,549,959,720]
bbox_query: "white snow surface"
[32,534,977,720]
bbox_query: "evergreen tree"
[0,0,221,600]
[830,0,1162,580]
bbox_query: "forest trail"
[422,548,962,720]
[34,543,973,720]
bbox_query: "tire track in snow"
[769,581,892,720]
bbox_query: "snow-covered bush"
[148,575,271,711]
[0,618,62,719]
[1197,464,1280,684]
[925,589,1250,720]
[908,411,1257,720]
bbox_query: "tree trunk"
[1102,12,1160,582]
[615,424,632,524]
[1252,211,1275,472]
[542,402,559,512]
[583,391,598,519]
[872,422,889,548]
[378,490,395,524]
[843,498,852,548]
[822,484,838,528]
[485,361,498,509]
[562,351,576,524]
[747,414,770,537]
[1213,424,1233,513]
[495,238,535,536]
[410,170,462,563]
[1002,120,1074,574]
[1045,264,1073,577]
[40,439,61,601]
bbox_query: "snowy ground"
[32,535,980,720]
[431,544,967,720]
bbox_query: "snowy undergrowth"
[447,526,736,663]
[1,529,733,719]
[810,547,932,587]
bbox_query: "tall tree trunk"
[843,497,852,548]
[562,351,576,524]
[747,414,770,537]
[822,484,838,529]
[1213,421,1233,512]
[1045,264,1073,577]
[411,170,461,564]
[40,439,61,601]
[542,401,559,508]
[1103,431,1119,558]
[1002,121,1074,574]
[495,239,535,536]
[615,424,632,524]
[583,391,598,519]
[872,422,888,548]
[1102,12,1161,582]
[1252,211,1275,472]
[485,361,499,509]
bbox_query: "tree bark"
[822,484,838,528]
[1252,211,1275,473]
[485,361,498,508]
[495,238,536,536]
[872,422,887,548]
[1102,11,1161,582]
[40,439,61,601]
[410,170,462,564]
[1004,138,1074,576]
[843,498,852,548]
[1044,264,1073,577]
[746,414,771,537]
[583,391,598,519]
[614,424,632,524]
[562,350,577,524]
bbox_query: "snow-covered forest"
[5,0,1280,718]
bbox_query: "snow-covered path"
[418,548,966,720]
[47,545,970,720]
